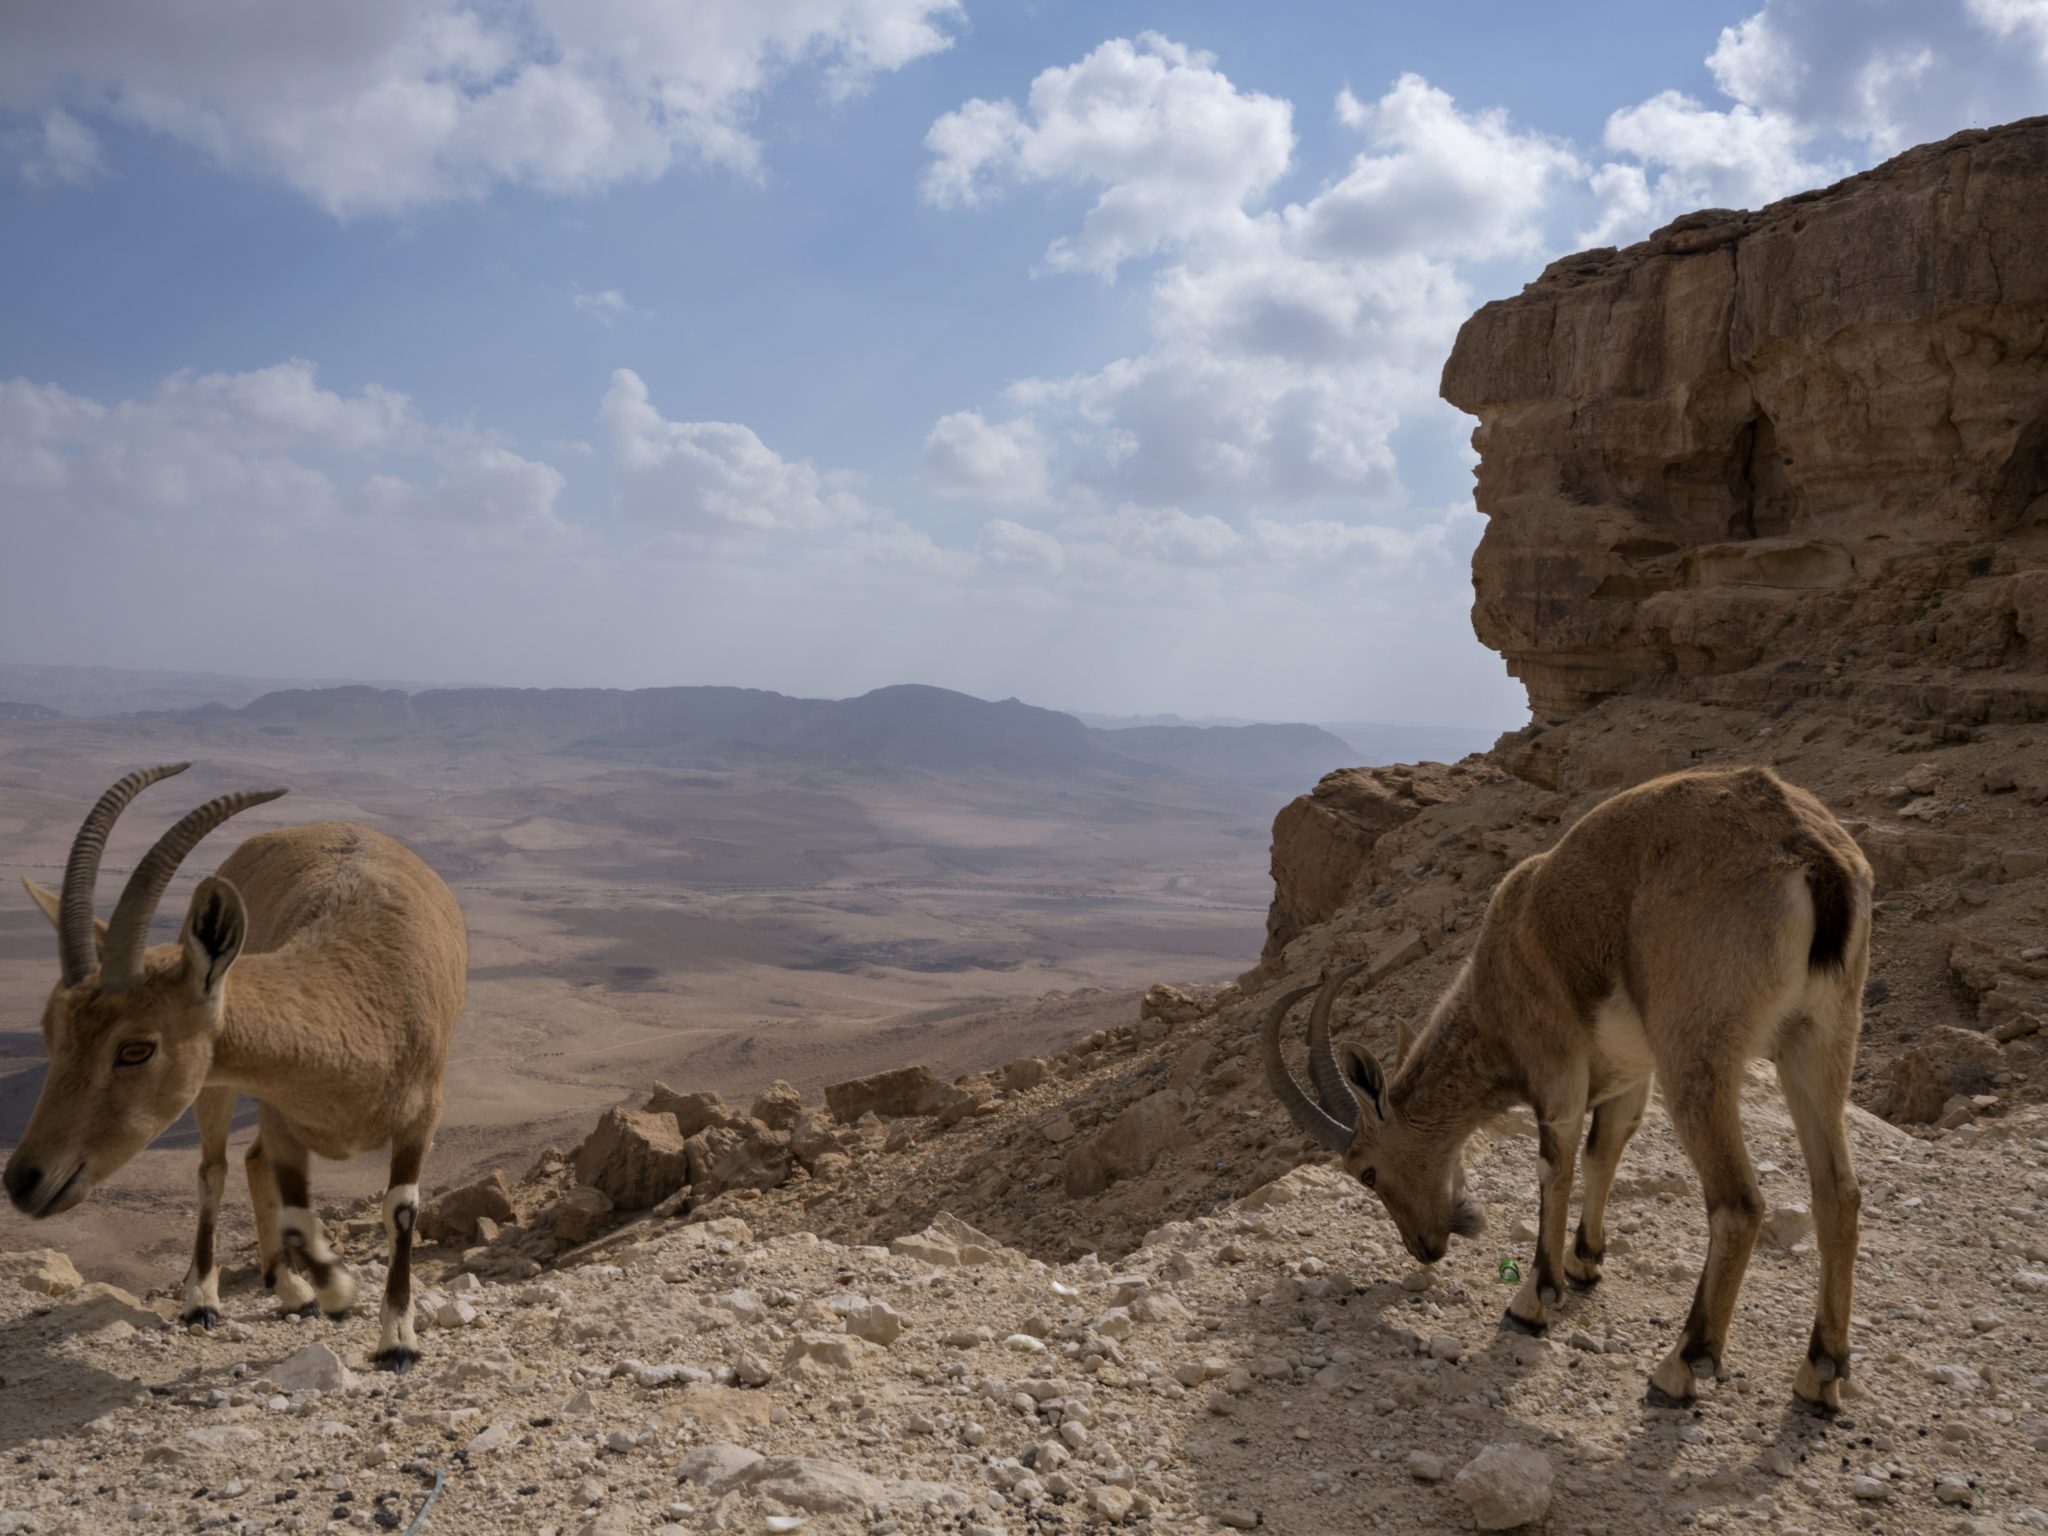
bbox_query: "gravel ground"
[3,1063,2045,1536]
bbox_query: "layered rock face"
[1442,118,2048,722]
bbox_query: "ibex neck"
[209,950,339,1089]
[1388,988,1514,1138]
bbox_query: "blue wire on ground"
[402,1466,447,1536]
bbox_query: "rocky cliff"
[1258,117,2048,1113]
[1443,117,2048,724]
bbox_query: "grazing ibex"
[1265,766,1870,1412]
[5,765,467,1371]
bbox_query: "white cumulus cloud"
[0,0,963,214]
[921,32,1295,277]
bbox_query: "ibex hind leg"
[1775,1000,1862,1414]
[263,1115,356,1320]
[1647,1059,1763,1407]
[372,1130,431,1373]
[246,1135,316,1315]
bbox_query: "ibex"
[1265,766,1870,1412]
[5,765,467,1371]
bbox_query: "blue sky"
[3,1,2044,728]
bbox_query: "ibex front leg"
[179,1089,236,1327]
[1505,1104,1584,1334]
[372,1129,430,1372]
[1566,1079,1650,1288]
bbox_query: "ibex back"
[1266,766,1870,1412]
[5,765,467,1371]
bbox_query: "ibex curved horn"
[1306,961,1369,1118]
[56,764,190,985]
[100,787,287,992]
[1261,981,1356,1153]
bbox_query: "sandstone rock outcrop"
[1260,760,1504,967]
[1441,118,2048,723]
[575,1107,691,1211]
[825,1064,937,1122]
[417,1170,518,1245]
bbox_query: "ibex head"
[1263,964,1485,1265]
[5,766,283,1218]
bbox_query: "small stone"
[1454,1444,1553,1531]
[1935,1476,1974,1506]
[1088,1485,1135,1521]
[1399,1270,1433,1293]
[1427,1336,1462,1363]
[1851,1476,1890,1502]
[1216,1510,1259,1530]
[466,1421,515,1455]
[436,1298,478,1329]
[266,1342,355,1394]
[1407,1451,1446,1483]
[1759,1205,1812,1252]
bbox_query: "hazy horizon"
[6,2,2043,726]
[0,655,1506,735]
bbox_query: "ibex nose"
[3,1160,42,1213]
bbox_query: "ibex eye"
[114,1040,156,1067]
[1362,1167,1377,1189]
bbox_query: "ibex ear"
[1337,1040,1388,1119]
[22,877,107,955]
[180,877,247,1000]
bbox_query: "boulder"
[575,1107,691,1211]
[418,1170,518,1245]
[684,1124,793,1197]
[788,1109,851,1170]
[266,1342,355,1394]
[550,1184,615,1245]
[824,1064,936,1123]
[1454,1443,1554,1530]
[1139,983,1205,1026]
[748,1079,804,1132]
[1000,1056,1051,1092]
[743,1456,883,1514]
[0,1248,82,1298]
[1064,1090,1187,1197]
[644,1082,738,1139]
[1259,762,1498,965]
[674,1442,764,1493]
[1877,1027,2005,1124]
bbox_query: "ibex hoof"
[1794,1359,1844,1415]
[180,1307,221,1330]
[371,1347,418,1375]
[1644,1381,1694,1410]
[291,1301,321,1320]
[1500,1308,1547,1337]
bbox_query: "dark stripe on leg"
[1679,1276,1716,1369]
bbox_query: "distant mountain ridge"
[0,668,1493,790]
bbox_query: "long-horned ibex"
[4,764,467,1371]
[1266,766,1870,1411]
